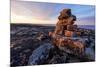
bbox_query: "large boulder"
[51,36,87,56]
[28,43,54,65]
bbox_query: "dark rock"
[84,48,95,60]
[28,43,54,65]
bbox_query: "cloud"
[11,0,95,25]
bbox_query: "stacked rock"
[48,9,86,56]
[54,9,80,37]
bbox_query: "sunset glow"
[11,0,95,25]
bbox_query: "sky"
[11,0,95,25]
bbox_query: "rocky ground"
[10,24,95,66]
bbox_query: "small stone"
[64,30,74,37]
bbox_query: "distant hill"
[10,23,95,30]
[10,23,55,27]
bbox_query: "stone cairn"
[49,9,85,56]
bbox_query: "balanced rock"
[48,8,85,56]
[58,9,71,20]
[54,9,77,35]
